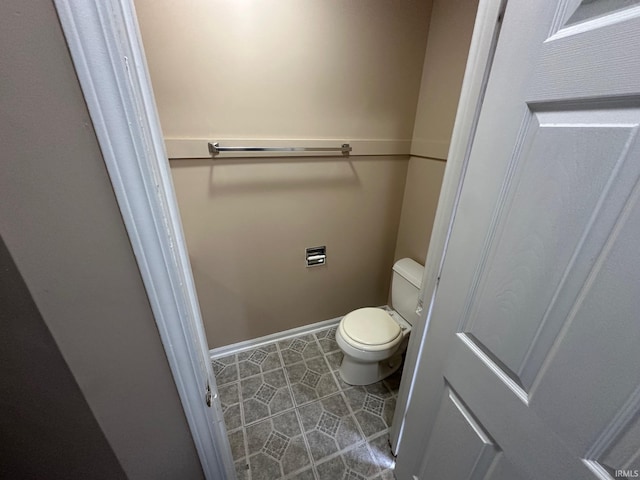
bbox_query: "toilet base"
[338,352,404,386]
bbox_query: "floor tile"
[245,410,313,479]
[248,451,282,480]
[219,382,242,431]
[331,370,354,392]
[285,466,317,479]
[343,386,396,439]
[382,365,403,397]
[362,381,394,399]
[374,469,396,480]
[285,356,340,406]
[367,433,395,472]
[228,428,246,462]
[315,443,381,480]
[237,343,283,378]
[222,326,404,480]
[279,334,323,365]
[212,354,238,385]
[298,393,365,462]
[235,460,250,480]
[314,326,339,354]
[241,369,295,425]
[324,350,343,371]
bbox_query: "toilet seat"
[339,307,402,352]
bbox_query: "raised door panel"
[419,386,499,480]
[444,333,596,478]
[598,410,640,476]
[566,0,640,26]
[531,191,640,462]
[530,2,640,102]
[461,107,640,393]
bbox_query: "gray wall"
[0,237,126,479]
[0,1,203,478]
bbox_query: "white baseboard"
[210,316,342,360]
[209,306,390,359]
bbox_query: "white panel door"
[395,0,640,479]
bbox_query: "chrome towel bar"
[208,142,351,156]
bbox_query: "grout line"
[336,366,390,478]
[312,439,372,467]
[233,356,251,480]
[311,339,381,475]
[242,406,298,427]
[340,386,368,443]
[282,464,317,480]
[236,365,285,382]
[363,436,385,478]
[277,339,320,480]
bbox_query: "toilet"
[336,258,424,385]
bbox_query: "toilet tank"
[391,258,424,326]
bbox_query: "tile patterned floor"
[214,325,402,480]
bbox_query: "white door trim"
[53,1,234,478]
[390,0,506,454]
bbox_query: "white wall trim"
[389,0,506,456]
[53,1,234,478]
[210,316,344,359]
[166,138,411,159]
[212,304,390,360]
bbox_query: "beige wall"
[172,156,408,347]
[136,0,433,347]
[411,0,480,160]
[394,158,447,263]
[135,0,432,141]
[0,1,203,478]
[394,0,479,265]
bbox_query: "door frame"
[53,0,504,475]
[53,1,234,478]
[389,0,506,455]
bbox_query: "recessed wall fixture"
[305,246,326,267]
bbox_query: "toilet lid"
[342,308,401,346]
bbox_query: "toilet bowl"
[336,258,424,386]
